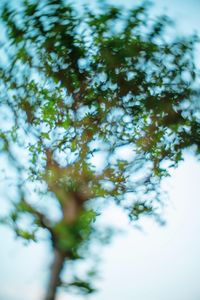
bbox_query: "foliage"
[0,0,200,298]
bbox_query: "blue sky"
[0,1,200,300]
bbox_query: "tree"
[0,0,199,299]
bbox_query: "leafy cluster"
[0,0,200,296]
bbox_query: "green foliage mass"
[0,0,200,297]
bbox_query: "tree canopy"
[0,0,200,299]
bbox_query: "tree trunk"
[44,248,65,300]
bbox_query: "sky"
[1,155,200,300]
[0,1,200,300]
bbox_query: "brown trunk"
[44,248,65,300]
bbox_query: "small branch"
[21,199,56,240]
